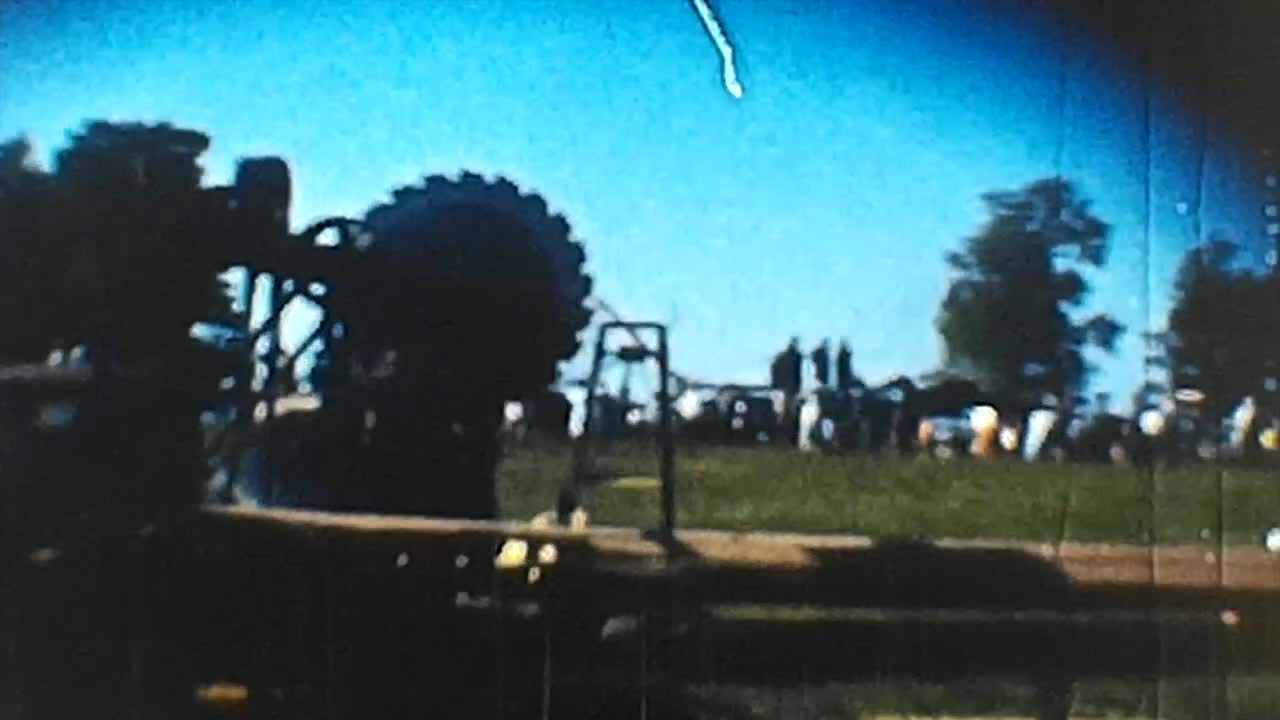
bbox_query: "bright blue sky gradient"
[2,0,1269,408]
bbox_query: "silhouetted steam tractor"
[195,161,596,519]
[5,150,1275,720]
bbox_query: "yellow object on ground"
[1261,427,1280,451]
[971,426,998,458]
[195,683,249,705]
[495,538,529,568]
[968,405,1000,458]
[917,420,935,449]
[536,542,558,565]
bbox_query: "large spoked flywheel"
[357,171,593,401]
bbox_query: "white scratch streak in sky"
[688,0,744,99]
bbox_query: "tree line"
[761,174,1275,450]
[934,175,1278,436]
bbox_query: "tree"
[1161,235,1274,423]
[1130,376,1168,414]
[936,178,1123,416]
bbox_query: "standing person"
[836,340,854,392]
[782,337,802,397]
[778,338,803,445]
[811,339,831,387]
[833,340,858,451]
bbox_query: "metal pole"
[262,277,286,400]
[570,326,610,508]
[238,267,258,351]
[264,316,331,396]
[222,267,259,504]
[657,326,675,534]
[257,274,286,504]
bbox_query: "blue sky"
[1,0,1270,409]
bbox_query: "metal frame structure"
[206,208,374,503]
[568,321,676,534]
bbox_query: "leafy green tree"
[1161,235,1274,422]
[936,178,1123,415]
[1130,376,1168,414]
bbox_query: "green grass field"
[499,442,1280,717]
[497,442,1280,546]
[673,676,1280,720]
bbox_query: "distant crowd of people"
[515,336,1280,470]
[768,337,856,396]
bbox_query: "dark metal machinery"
[0,155,368,525]
[568,321,677,535]
[193,158,385,504]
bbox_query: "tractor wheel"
[359,171,593,398]
[332,172,596,518]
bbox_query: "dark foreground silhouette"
[7,505,1273,720]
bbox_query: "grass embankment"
[678,676,1280,720]
[497,442,1280,546]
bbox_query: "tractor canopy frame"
[568,321,677,535]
